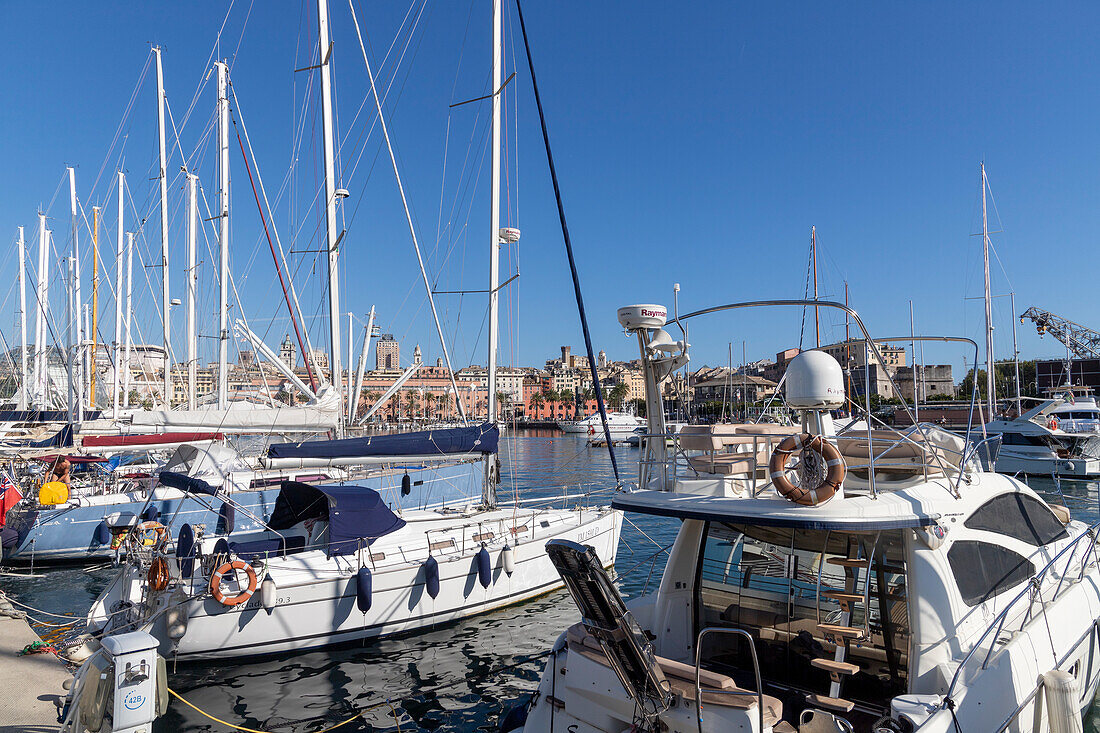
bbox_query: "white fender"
[502,545,516,575]
[261,576,278,613]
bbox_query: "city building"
[376,334,399,370]
[895,364,954,402]
[279,335,296,367]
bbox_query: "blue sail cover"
[267,423,499,460]
[157,471,218,496]
[269,481,406,553]
[30,424,75,448]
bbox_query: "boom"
[1020,307,1100,359]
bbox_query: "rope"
[168,687,373,733]
[0,592,84,620]
[514,0,620,482]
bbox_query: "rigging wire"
[514,0,619,483]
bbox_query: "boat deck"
[0,614,69,732]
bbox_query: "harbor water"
[3,429,1100,731]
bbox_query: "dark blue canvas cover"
[30,424,74,448]
[268,481,406,554]
[157,471,218,496]
[266,423,498,460]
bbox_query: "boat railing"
[694,627,764,733]
[992,618,1100,732]
[943,520,1100,706]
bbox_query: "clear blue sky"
[1,1,1098,379]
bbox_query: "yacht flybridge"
[512,300,1100,733]
[987,387,1100,478]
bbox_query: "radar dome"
[617,304,668,331]
[785,350,845,409]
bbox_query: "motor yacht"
[508,300,1100,733]
[986,387,1100,477]
[558,411,646,436]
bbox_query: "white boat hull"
[95,506,621,660]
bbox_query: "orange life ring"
[1049,416,1059,431]
[209,560,258,607]
[147,556,170,592]
[768,433,846,506]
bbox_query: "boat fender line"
[424,555,440,599]
[148,556,171,592]
[401,473,411,496]
[502,545,515,575]
[1044,669,1083,733]
[142,504,159,523]
[261,576,278,614]
[177,524,196,579]
[356,567,372,613]
[476,544,492,588]
[768,433,845,507]
[94,521,110,545]
[209,560,258,607]
[219,502,235,534]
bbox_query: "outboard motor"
[60,630,166,733]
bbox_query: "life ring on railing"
[127,521,169,551]
[209,560,258,607]
[1048,416,1060,431]
[768,433,846,507]
[147,556,170,592]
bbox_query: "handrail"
[944,520,1100,703]
[992,619,1100,732]
[695,627,764,733]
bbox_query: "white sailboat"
[81,0,621,661]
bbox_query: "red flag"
[0,473,23,527]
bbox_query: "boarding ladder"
[808,532,880,714]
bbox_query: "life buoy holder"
[1048,416,1060,431]
[127,521,169,551]
[768,433,846,507]
[147,556,170,592]
[209,560,259,607]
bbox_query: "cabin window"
[694,522,909,708]
[947,540,1035,606]
[963,493,1068,546]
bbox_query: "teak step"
[827,557,869,568]
[811,658,859,676]
[806,693,855,713]
[823,590,864,604]
[817,623,866,640]
[773,723,798,733]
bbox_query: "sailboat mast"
[154,47,172,407]
[486,0,503,425]
[981,162,995,418]
[68,167,83,420]
[812,225,819,348]
[90,207,99,408]
[113,172,124,418]
[1010,291,1022,412]
[17,227,27,409]
[123,232,134,407]
[315,0,343,434]
[844,281,851,403]
[215,61,230,409]
[34,213,49,408]
[186,173,198,410]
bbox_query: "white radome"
[785,350,845,409]
[617,304,668,331]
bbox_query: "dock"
[0,613,69,732]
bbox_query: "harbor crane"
[1019,307,1100,359]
